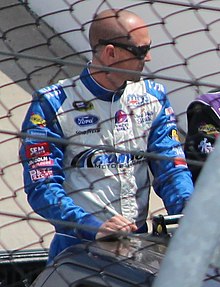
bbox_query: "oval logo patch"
[74,115,99,126]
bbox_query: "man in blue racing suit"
[20,9,193,263]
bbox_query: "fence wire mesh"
[0,0,220,286]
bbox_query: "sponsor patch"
[165,107,174,116]
[148,81,165,93]
[25,129,48,142]
[29,168,53,181]
[74,114,99,127]
[134,108,154,126]
[172,147,185,157]
[38,84,61,99]
[173,147,187,167]
[30,113,46,127]
[76,128,100,135]
[71,148,146,169]
[25,142,50,158]
[28,156,54,168]
[127,93,150,108]
[198,138,214,154]
[115,110,127,123]
[72,101,94,111]
[174,157,187,168]
[169,129,180,142]
[165,107,176,126]
[198,123,220,135]
[115,110,129,131]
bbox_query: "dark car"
[30,235,167,287]
[8,214,220,287]
[30,215,179,287]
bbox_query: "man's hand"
[96,214,138,240]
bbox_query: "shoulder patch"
[38,84,62,99]
[148,80,166,94]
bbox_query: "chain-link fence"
[0,1,220,286]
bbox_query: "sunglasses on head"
[98,39,151,59]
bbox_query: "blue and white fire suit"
[20,66,193,262]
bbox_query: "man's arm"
[147,88,194,215]
[19,89,103,240]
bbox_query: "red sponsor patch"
[174,157,187,167]
[25,142,50,159]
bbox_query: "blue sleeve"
[147,85,194,215]
[19,87,102,240]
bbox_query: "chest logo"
[115,110,129,131]
[74,114,99,127]
[73,101,94,111]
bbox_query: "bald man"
[20,9,193,263]
[89,9,152,86]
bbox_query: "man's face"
[112,26,152,82]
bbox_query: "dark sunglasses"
[98,39,151,59]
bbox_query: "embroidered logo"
[30,114,46,127]
[115,110,129,131]
[73,101,94,111]
[74,115,99,127]
[198,138,214,154]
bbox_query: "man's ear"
[105,44,116,62]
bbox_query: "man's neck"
[89,64,124,91]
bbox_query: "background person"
[20,8,193,263]
[184,89,220,183]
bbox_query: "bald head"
[88,9,151,89]
[89,9,148,50]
